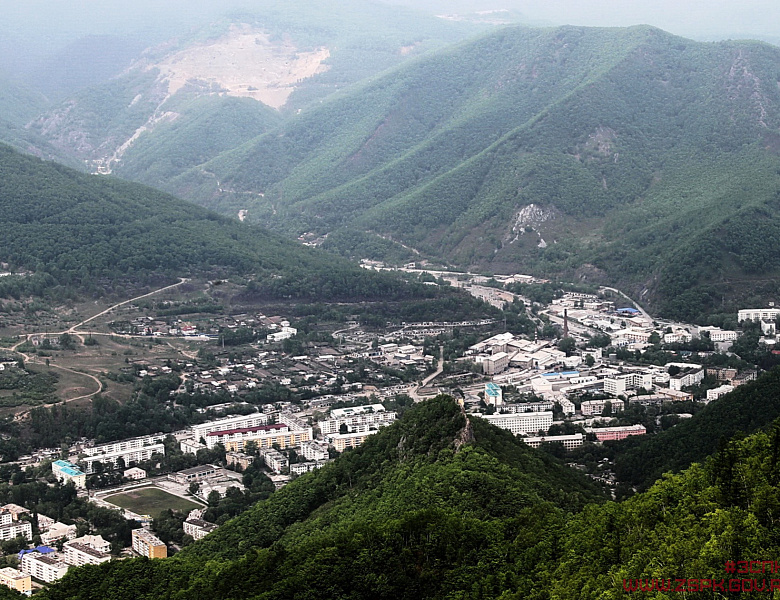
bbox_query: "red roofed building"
[205,423,312,451]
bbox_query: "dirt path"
[10,279,189,417]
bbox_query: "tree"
[558,337,576,356]
[584,354,595,367]
[189,482,200,496]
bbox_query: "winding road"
[10,279,189,416]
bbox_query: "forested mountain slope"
[37,396,780,599]
[180,24,780,321]
[0,143,431,304]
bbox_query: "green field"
[104,487,201,519]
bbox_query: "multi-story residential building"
[733,370,758,387]
[0,512,12,527]
[259,449,288,474]
[51,460,86,488]
[698,327,739,342]
[191,413,271,444]
[475,412,554,436]
[183,519,217,541]
[225,452,255,470]
[0,521,31,542]
[580,399,622,416]
[586,424,647,442]
[0,567,31,596]
[80,444,165,474]
[290,461,328,476]
[40,522,77,546]
[557,398,576,416]
[62,542,111,567]
[205,424,312,452]
[706,367,738,381]
[326,431,376,452]
[738,308,780,322]
[669,369,704,391]
[20,553,68,583]
[180,439,207,455]
[80,434,165,457]
[501,401,555,413]
[299,441,329,462]
[131,529,167,559]
[319,409,396,435]
[706,384,734,402]
[523,433,584,450]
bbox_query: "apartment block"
[325,431,376,452]
[0,521,31,542]
[183,519,217,541]
[20,553,68,583]
[131,528,167,559]
[0,567,31,596]
[523,433,584,450]
[205,424,312,452]
[63,541,111,567]
[80,444,165,474]
[51,460,86,488]
[319,410,396,435]
[475,412,554,436]
[191,413,270,443]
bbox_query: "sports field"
[104,487,201,519]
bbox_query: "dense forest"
[0,143,457,306]
[28,390,780,599]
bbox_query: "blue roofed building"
[485,382,503,407]
[51,460,86,489]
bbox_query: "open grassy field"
[105,487,201,519]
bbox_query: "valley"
[1,4,780,598]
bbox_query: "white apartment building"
[300,441,329,461]
[183,519,217,541]
[0,521,31,542]
[580,399,622,416]
[205,424,312,452]
[319,410,397,435]
[259,449,288,473]
[51,461,86,489]
[81,444,165,474]
[63,542,111,567]
[603,373,653,396]
[706,384,734,402]
[669,369,704,391]
[523,433,584,450]
[557,398,576,416]
[326,431,376,452]
[20,553,68,583]
[81,434,165,457]
[290,461,328,476]
[738,308,780,322]
[664,330,693,344]
[475,411,554,436]
[699,327,739,342]
[191,413,271,443]
[502,401,555,413]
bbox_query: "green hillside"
[36,395,780,599]
[38,396,606,600]
[176,24,780,321]
[0,143,432,304]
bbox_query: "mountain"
[23,1,487,186]
[36,396,780,599]
[0,143,440,305]
[170,24,780,321]
[38,395,606,600]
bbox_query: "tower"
[563,308,569,339]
